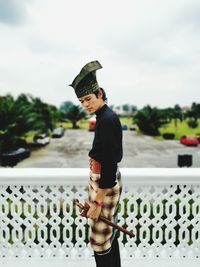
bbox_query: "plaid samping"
[88,159,122,252]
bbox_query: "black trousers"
[94,236,121,267]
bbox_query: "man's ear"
[98,88,103,98]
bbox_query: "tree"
[133,105,167,136]
[122,104,130,113]
[131,105,137,113]
[0,94,39,152]
[122,104,137,115]
[60,101,74,122]
[159,107,174,123]
[60,101,74,113]
[186,102,200,121]
[64,105,86,129]
[31,96,60,131]
[161,105,183,129]
[173,104,183,129]
[187,119,198,129]
[0,94,60,153]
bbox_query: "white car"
[52,127,65,138]
[33,133,50,145]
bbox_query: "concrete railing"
[0,168,199,262]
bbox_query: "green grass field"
[25,117,200,142]
[159,119,200,139]
[55,117,200,140]
[59,115,134,130]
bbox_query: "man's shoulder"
[102,105,117,118]
[100,106,121,125]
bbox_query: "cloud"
[0,0,199,108]
[98,0,199,65]
[175,0,200,30]
[0,0,32,25]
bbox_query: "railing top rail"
[0,168,199,185]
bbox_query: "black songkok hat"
[69,60,102,98]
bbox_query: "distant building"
[112,106,124,115]
[112,104,136,115]
[181,106,190,113]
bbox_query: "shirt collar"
[95,104,107,118]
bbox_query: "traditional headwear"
[69,60,102,98]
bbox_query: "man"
[70,60,123,267]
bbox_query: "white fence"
[0,168,200,261]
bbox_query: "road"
[16,129,200,168]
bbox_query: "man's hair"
[94,88,107,102]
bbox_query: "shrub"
[162,133,175,140]
[187,119,198,129]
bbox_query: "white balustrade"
[0,168,199,260]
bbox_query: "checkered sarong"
[88,159,122,252]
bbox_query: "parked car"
[194,133,200,143]
[129,125,136,131]
[88,121,96,131]
[52,127,65,138]
[88,117,96,131]
[121,124,128,131]
[33,133,50,145]
[180,136,199,146]
[1,147,31,167]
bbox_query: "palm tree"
[31,96,60,131]
[133,105,167,136]
[60,101,74,113]
[0,94,39,152]
[0,94,60,153]
[64,105,86,129]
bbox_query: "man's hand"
[87,203,102,222]
[87,188,112,221]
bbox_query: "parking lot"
[16,129,200,168]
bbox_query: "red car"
[180,136,199,146]
[194,134,200,143]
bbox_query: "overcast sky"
[0,0,199,109]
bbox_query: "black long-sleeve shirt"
[88,104,123,188]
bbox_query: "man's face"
[78,93,103,114]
